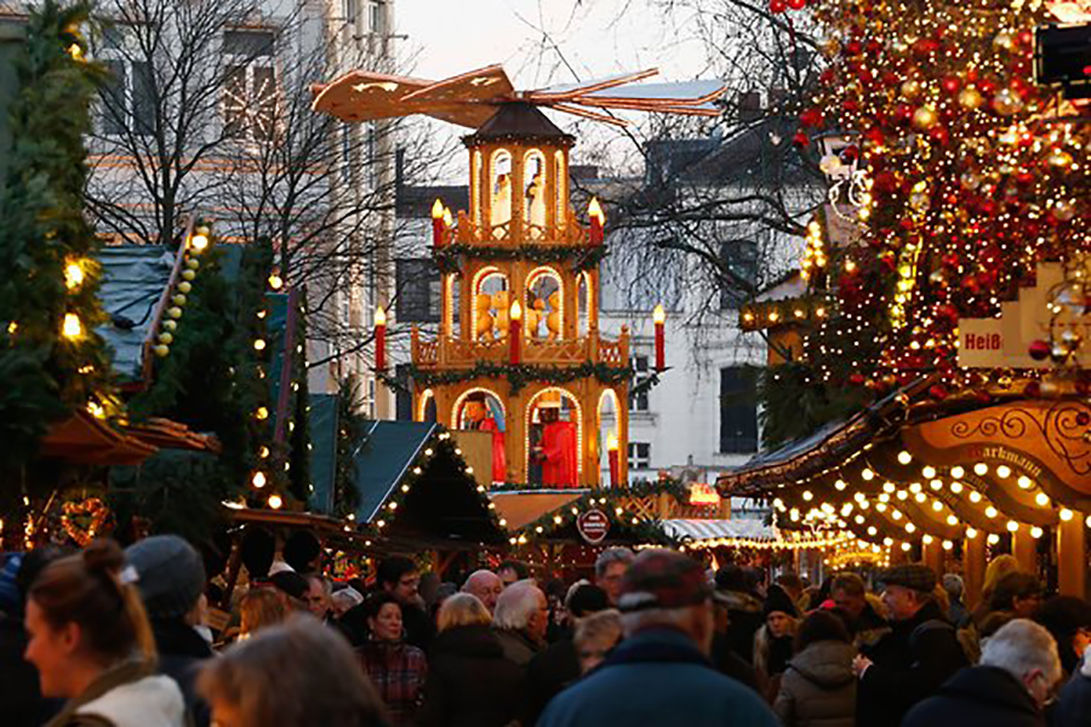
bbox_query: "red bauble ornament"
[849,373,866,386]
[769,0,788,12]
[845,40,863,56]
[787,0,806,9]
[792,131,810,147]
[894,103,914,125]
[799,108,824,128]
[941,75,962,94]
[1028,339,1051,361]
[929,126,950,145]
[929,384,949,400]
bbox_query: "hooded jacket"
[856,599,967,727]
[45,659,185,727]
[1054,654,1091,727]
[902,665,1044,727]
[774,640,857,727]
[718,589,765,664]
[417,624,522,727]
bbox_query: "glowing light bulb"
[1035,493,1050,507]
[62,313,82,339]
[1060,509,1074,522]
[267,493,283,510]
[897,451,912,465]
[1007,520,1019,533]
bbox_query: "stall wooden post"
[964,534,986,609]
[1058,517,1086,598]
[890,544,909,566]
[1013,528,1037,575]
[923,538,944,579]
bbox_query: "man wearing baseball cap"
[538,549,778,726]
[853,563,967,726]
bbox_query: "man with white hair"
[538,549,778,727]
[903,618,1062,727]
[492,579,548,666]
[461,569,503,613]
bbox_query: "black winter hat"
[270,570,309,601]
[125,535,206,621]
[763,584,799,619]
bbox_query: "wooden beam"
[1058,517,1086,598]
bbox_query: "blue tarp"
[96,246,175,381]
[308,394,339,514]
[351,420,437,522]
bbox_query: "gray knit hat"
[125,535,206,621]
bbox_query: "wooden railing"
[413,329,629,370]
[453,210,588,246]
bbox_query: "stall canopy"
[348,420,506,548]
[96,246,175,384]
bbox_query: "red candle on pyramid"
[431,199,446,247]
[588,197,604,245]
[607,431,619,487]
[509,300,522,365]
[374,305,387,370]
[653,304,665,371]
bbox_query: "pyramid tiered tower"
[410,103,630,488]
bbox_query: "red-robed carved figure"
[536,404,578,488]
[462,394,506,484]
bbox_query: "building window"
[395,259,440,323]
[96,28,155,137]
[720,366,757,453]
[719,240,758,310]
[222,30,277,141]
[629,355,650,412]
[369,0,386,34]
[628,442,651,470]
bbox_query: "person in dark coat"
[1055,646,1091,726]
[1035,595,1091,678]
[715,563,765,664]
[852,564,967,727]
[755,584,800,701]
[418,593,522,727]
[904,619,1061,727]
[774,609,856,727]
[538,549,779,727]
[830,571,891,650]
[377,555,435,652]
[0,547,66,727]
[126,535,214,727]
[523,584,610,724]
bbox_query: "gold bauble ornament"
[993,32,1015,52]
[911,105,938,129]
[991,88,1023,116]
[900,79,922,99]
[181,269,196,281]
[959,171,982,190]
[958,87,984,110]
[1048,149,1074,168]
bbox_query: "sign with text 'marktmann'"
[958,262,1086,369]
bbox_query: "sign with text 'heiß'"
[577,509,610,544]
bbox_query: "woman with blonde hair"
[238,587,287,639]
[25,539,185,727]
[574,609,623,674]
[198,616,387,727]
[418,593,522,727]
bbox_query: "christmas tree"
[781,0,1090,400]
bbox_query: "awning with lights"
[718,388,1091,600]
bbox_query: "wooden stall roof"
[490,491,586,530]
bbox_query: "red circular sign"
[577,509,610,544]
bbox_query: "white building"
[593,116,818,485]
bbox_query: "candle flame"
[588,196,605,224]
[653,303,666,324]
[375,305,387,327]
[443,206,453,227]
[509,300,523,321]
[431,198,444,219]
[64,261,84,290]
[606,431,619,451]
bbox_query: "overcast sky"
[394,0,713,175]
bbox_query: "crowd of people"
[3,536,1091,726]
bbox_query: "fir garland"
[511,479,687,546]
[0,0,111,475]
[433,243,607,274]
[382,360,648,396]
